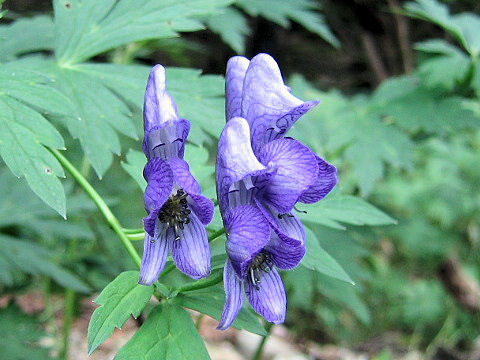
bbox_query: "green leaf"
[0,65,71,217]
[300,195,396,229]
[205,7,250,53]
[418,52,470,91]
[121,149,147,191]
[0,305,52,360]
[302,227,354,284]
[173,285,267,336]
[404,0,480,56]
[0,234,90,292]
[88,271,153,355]
[74,63,225,145]
[0,15,54,61]
[289,75,412,195]
[115,303,211,360]
[20,58,138,177]
[54,0,233,65]
[236,0,339,48]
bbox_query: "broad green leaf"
[236,0,339,48]
[74,63,225,144]
[121,149,147,191]
[88,271,153,355]
[418,52,470,91]
[0,234,90,292]
[54,0,233,65]
[205,7,250,53]
[414,39,462,55]
[0,65,71,217]
[302,227,354,284]
[115,303,210,360]
[21,58,138,177]
[173,285,267,335]
[404,0,480,56]
[0,305,52,360]
[0,15,54,61]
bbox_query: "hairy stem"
[48,147,141,267]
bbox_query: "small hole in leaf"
[65,2,71,9]
[44,167,53,175]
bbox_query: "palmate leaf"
[88,271,154,355]
[0,305,51,360]
[74,63,225,145]
[173,285,267,336]
[115,303,210,360]
[16,57,138,177]
[236,0,339,48]
[0,64,75,217]
[0,15,54,61]
[53,0,233,65]
[205,7,250,54]
[0,233,90,292]
[404,0,480,56]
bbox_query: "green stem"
[48,147,141,267]
[126,232,145,241]
[60,288,75,360]
[252,322,273,360]
[175,270,223,293]
[122,228,144,234]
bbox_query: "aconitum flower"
[139,65,214,285]
[216,54,337,329]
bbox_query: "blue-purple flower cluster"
[138,54,337,329]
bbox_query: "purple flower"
[139,65,214,285]
[216,54,337,329]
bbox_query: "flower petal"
[215,117,268,215]
[245,267,286,324]
[142,65,190,159]
[170,212,211,279]
[258,138,318,213]
[224,205,270,279]
[225,56,249,121]
[167,158,201,194]
[241,53,318,154]
[188,194,214,225]
[167,157,214,225]
[217,259,244,330]
[139,220,170,285]
[256,200,306,249]
[265,233,305,270]
[299,155,337,204]
[142,158,174,236]
[142,119,190,160]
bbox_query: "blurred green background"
[0,0,479,359]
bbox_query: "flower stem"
[175,270,223,293]
[122,227,144,234]
[48,147,141,267]
[252,322,273,360]
[126,232,145,241]
[59,288,75,360]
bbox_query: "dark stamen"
[278,213,294,219]
[294,205,307,214]
[248,252,273,290]
[158,188,190,241]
